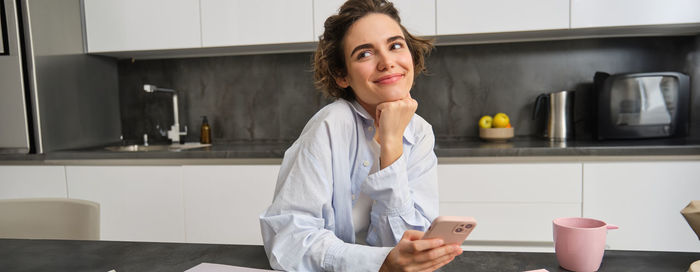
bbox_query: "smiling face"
[335,13,414,111]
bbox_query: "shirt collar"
[348,99,416,145]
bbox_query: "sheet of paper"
[185,263,274,272]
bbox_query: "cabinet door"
[436,0,569,35]
[438,163,581,249]
[201,0,313,47]
[583,161,700,252]
[313,0,436,41]
[0,166,67,199]
[571,0,700,28]
[183,165,279,245]
[66,166,185,243]
[84,0,201,52]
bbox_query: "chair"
[0,198,100,240]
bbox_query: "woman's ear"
[335,76,350,88]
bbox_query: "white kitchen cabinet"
[65,166,186,243]
[583,161,700,252]
[201,0,313,47]
[84,0,201,52]
[436,0,569,35]
[0,166,67,199]
[313,0,436,41]
[438,163,582,251]
[571,0,700,29]
[182,165,279,245]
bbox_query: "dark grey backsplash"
[118,35,700,144]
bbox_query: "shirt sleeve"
[259,121,393,271]
[360,126,439,246]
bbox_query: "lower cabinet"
[65,166,186,243]
[62,164,280,245]
[438,163,583,252]
[583,161,700,252]
[4,159,698,253]
[182,165,279,245]
[0,165,67,199]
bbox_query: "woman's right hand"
[379,230,463,272]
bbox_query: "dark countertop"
[435,136,700,157]
[0,239,698,272]
[1,137,700,161]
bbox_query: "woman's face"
[336,13,414,107]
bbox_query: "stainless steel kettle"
[532,90,575,141]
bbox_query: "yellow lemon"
[478,115,493,128]
[493,113,510,128]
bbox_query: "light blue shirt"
[260,99,439,271]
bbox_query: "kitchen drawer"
[0,166,67,199]
[84,0,201,52]
[571,0,700,29]
[441,202,580,243]
[436,0,569,35]
[201,0,313,46]
[583,161,700,252]
[438,163,582,203]
[183,165,280,245]
[66,166,185,243]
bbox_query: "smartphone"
[422,216,477,245]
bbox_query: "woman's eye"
[390,42,403,50]
[357,51,372,59]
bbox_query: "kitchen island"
[0,238,698,271]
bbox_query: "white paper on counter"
[185,263,274,272]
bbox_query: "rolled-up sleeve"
[361,129,439,246]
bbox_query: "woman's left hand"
[375,95,417,169]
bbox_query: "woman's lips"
[373,73,404,85]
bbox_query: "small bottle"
[200,116,212,144]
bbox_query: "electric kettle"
[532,90,575,142]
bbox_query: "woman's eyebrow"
[350,43,373,57]
[387,35,405,43]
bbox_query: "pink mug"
[553,217,619,272]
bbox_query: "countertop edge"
[1,155,700,166]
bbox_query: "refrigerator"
[0,0,121,154]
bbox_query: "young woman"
[260,0,462,271]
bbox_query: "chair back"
[0,198,100,240]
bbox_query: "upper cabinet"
[201,0,313,47]
[83,0,700,56]
[84,0,201,52]
[436,0,569,35]
[314,0,436,40]
[571,0,700,28]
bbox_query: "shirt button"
[363,161,370,167]
[352,194,356,200]
[367,126,373,131]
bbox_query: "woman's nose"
[376,51,395,71]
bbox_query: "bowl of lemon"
[478,113,514,141]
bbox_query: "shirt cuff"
[324,241,392,271]
[361,155,412,216]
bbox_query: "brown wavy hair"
[313,0,434,101]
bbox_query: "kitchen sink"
[104,143,211,152]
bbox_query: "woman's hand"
[380,230,463,272]
[374,95,418,169]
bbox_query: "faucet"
[143,84,188,144]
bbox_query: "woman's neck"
[355,98,377,121]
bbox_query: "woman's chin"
[378,89,410,102]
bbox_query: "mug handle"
[606,224,619,230]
